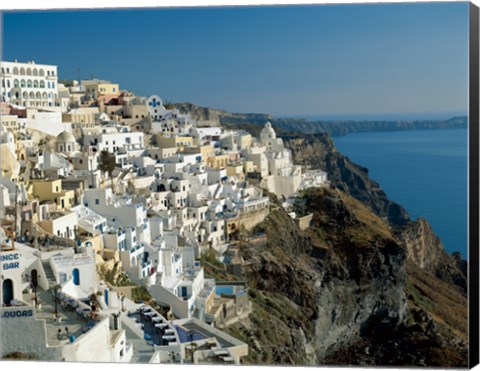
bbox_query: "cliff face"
[235,188,411,365]
[399,218,467,293]
[283,134,410,226]
[231,188,467,367]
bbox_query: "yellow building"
[206,154,229,169]
[97,83,119,95]
[30,179,76,210]
[62,107,99,125]
[243,161,255,173]
[236,133,252,150]
[226,164,245,181]
[82,79,120,99]
[156,134,193,149]
[182,144,215,159]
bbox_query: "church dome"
[260,121,276,141]
[56,130,76,143]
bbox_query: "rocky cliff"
[399,218,467,293]
[227,187,467,367]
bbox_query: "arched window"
[29,92,34,99]
[13,79,19,88]
[26,68,32,75]
[27,80,32,88]
[33,80,38,88]
[39,69,44,77]
[20,79,26,88]
[39,81,45,88]
[20,67,25,75]
[36,92,41,99]
[22,92,28,99]
[72,268,80,285]
[13,67,18,74]
[33,68,38,76]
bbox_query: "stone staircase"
[42,260,57,288]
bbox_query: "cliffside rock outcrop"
[399,218,467,293]
[237,188,410,365]
[282,134,410,226]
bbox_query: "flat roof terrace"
[22,288,101,347]
[127,306,179,347]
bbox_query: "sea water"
[333,128,468,258]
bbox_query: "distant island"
[173,102,467,137]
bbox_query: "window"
[72,268,80,285]
[95,199,100,205]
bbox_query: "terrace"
[21,287,102,347]
[127,305,179,347]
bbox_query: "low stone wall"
[295,213,313,231]
[227,208,269,234]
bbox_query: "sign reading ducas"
[1,309,34,318]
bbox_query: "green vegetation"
[200,249,224,269]
[132,286,152,304]
[58,79,75,87]
[99,264,133,286]
[99,150,116,191]
[406,279,434,312]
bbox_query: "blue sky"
[1,3,470,117]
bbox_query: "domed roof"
[56,130,76,143]
[260,121,276,139]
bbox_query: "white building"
[37,210,78,240]
[1,60,58,108]
[0,239,132,363]
[83,125,144,154]
[256,122,303,198]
